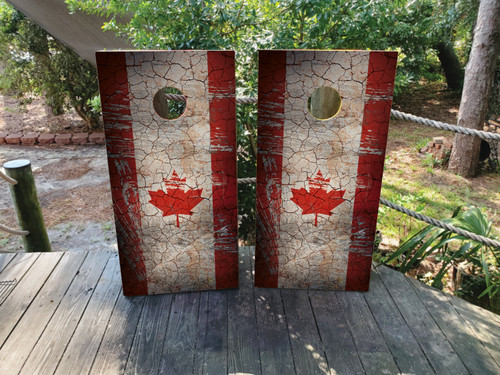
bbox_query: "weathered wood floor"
[0,247,499,375]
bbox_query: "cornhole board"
[255,50,397,291]
[96,50,238,295]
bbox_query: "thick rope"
[0,170,17,185]
[380,198,500,249]
[195,91,500,247]
[165,93,257,104]
[164,93,186,102]
[0,223,28,236]
[235,96,257,104]
[0,171,26,235]
[236,178,499,249]
[391,109,500,141]
[237,177,257,184]
[166,93,499,140]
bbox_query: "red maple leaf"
[148,171,203,227]
[290,171,346,226]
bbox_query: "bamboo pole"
[3,159,51,252]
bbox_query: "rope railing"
[166,93,500,140]
[390,109,500,141]
[379,198,500,249]
[0,170,17,185]
[0,170,28,236]
[164,94,500,246]
[165,93,257,104]
[236,178,500,249]
[1,166,30,237]
[0,223,28,236]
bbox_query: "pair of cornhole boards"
[96,49,397,296]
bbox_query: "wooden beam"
[4,159,51,252]
[5,0,132,65]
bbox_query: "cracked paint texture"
[97,50,238,295]
[255,50,397,291]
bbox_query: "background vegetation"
[60,0,484,243]
[0,1,100,128]
[1,0,498,310]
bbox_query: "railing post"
[3,159,51,252]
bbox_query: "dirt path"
[0,94,87,135]
[0,144,116,252]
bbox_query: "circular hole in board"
[153,87,186,120]
[307,86,342,120]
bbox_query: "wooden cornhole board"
[256,50,397,291]
[96,50,238,295]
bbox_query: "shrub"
[383,206,500,310]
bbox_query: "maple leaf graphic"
[148,171,203,227]
[290,171,346,226]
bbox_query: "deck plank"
[0,253,16,273]
[281,289,329,375]
[90,293,146,375]
[0,253,32,307]
[54,252,121,375]
[445,293,500,367]
[158,292,201,374]
[0,252,60,347]
[124,293,173,375]
[254,286,295,374]
[408,276,500,374]
[309,291,365,374]
[227,246,261,375]
[0,252,87,374]
[0,249,499,374]
[376,265,468,375]
[193,291,228,375]
[336,291,400,375]
[365,268,436,374]
[21,251,112,375]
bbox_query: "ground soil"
[0,142,115,252]
[0,85,498,250]
[389,84,500,232]
[0,94,92,135]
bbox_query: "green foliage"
[378,191,426,242]
[64,0,480,239]
[0,1,100,128]
[237,102,257,244]
[383,207,500,307]
[421,150,451,171]
[66,0,478,94]
[415,137,430,152]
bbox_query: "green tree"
[0,1,101,128]
[66,0,479,91]
[64,0,481,241]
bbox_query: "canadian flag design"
[255,50,397,291]
[96,50,238,295]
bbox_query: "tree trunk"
[435,41,464,91]
[448,0,500,177]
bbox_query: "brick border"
[0,132,105,146]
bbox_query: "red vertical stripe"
[345,51,398,291]
[207,51,238,289]
[255,50,287,288]
[96,52,148,296]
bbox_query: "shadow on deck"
[0,247,499,374]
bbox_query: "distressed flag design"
[96,50,238,295]
[255,50,397,291]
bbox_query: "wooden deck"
[0,247,499,375]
